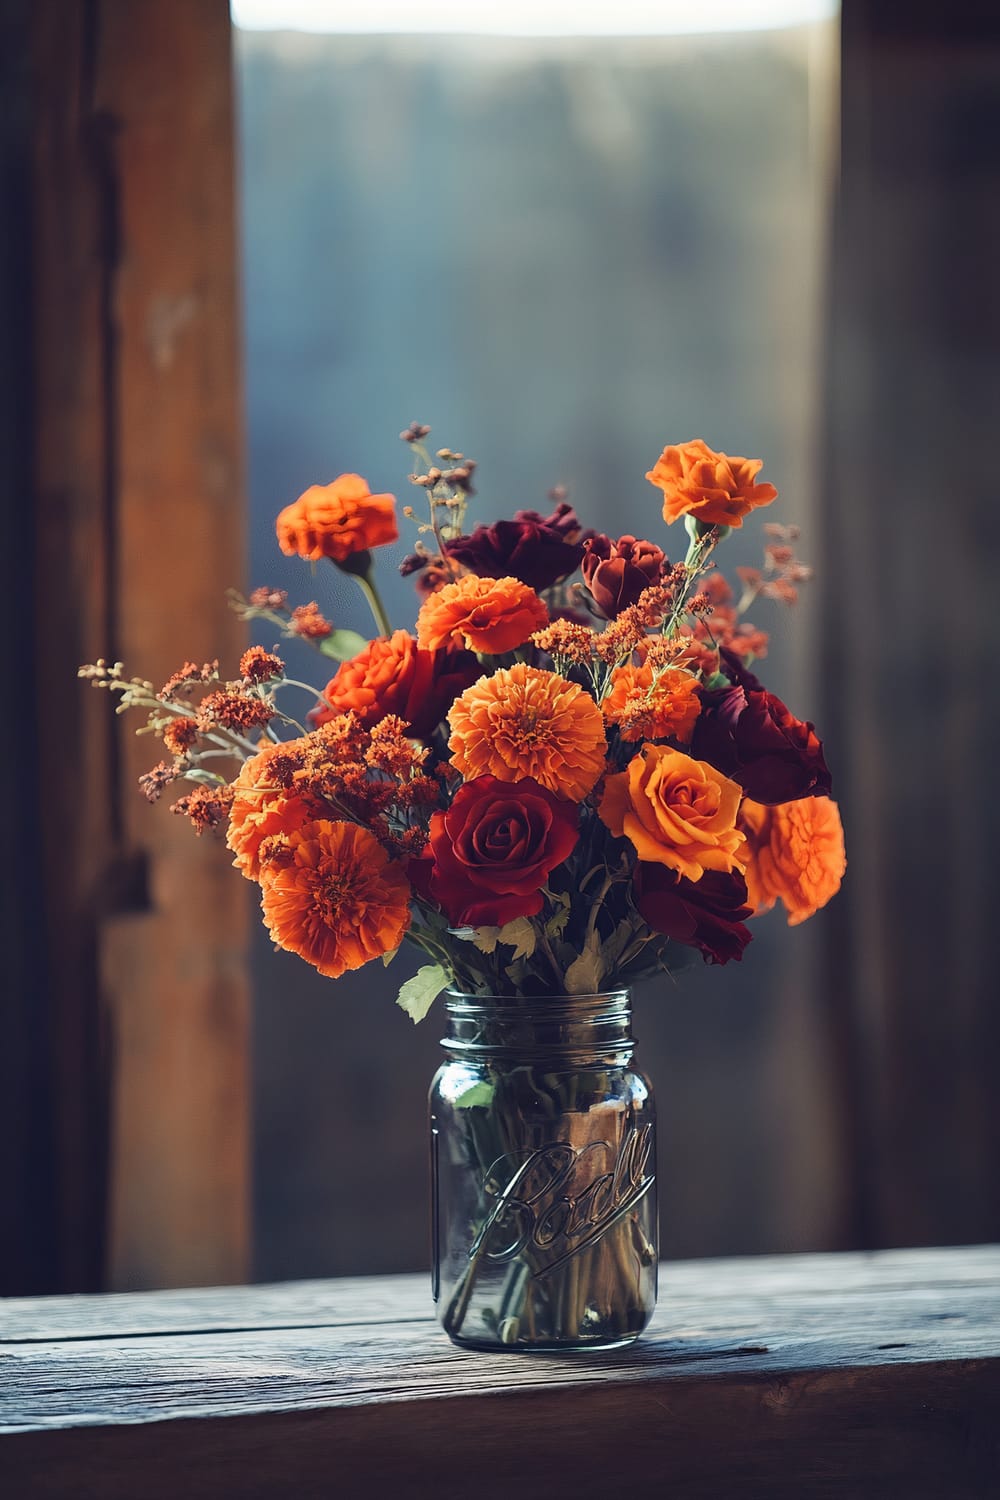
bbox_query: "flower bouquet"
[83,428,845,1350]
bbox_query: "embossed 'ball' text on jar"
[430,990,657,1351]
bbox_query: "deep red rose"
[581,534,666,618]
[313,630,479,741]
[636,863,753,965]
[408,775,579,927]
[444,502,589,592]
[692,682,832,805]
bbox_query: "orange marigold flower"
[416,574,548,656]
[448,663,606,800]
[162,717,199,756]
[646,439,778,530]
[259,819,411,979]
[227,745,321,880]
[240,646,285,683]
[740,795,845,926]
[602,664,701,744]
[290,601,334,639]
[599,744,746,881]
[276,474,398,564]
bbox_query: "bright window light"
[231,0,837,36]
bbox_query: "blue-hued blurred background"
[236,15,843,1278]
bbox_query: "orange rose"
[276,473,398,564]
[645,439,777,529]
[259,819,412,978]
[448,663,607,801]
[416,574,548,655]
[314,630,478,740]
[740,795,845,926]
[226,744,321,880]
[602,662,701,744]
[599,744,746,881]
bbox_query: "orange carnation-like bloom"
[600,744,746,881]
[646,439,778,530]
[259,819,411,979]
[226,745,319,880]
[602,663,701,744]
[416,574,548,656]
[740,795,845,926]
[276,474,398,564]
[448,663,607,801]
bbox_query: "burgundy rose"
[692,682,832,805]
[581,534,666,618]
[444,502,589,592]
[636,863,753,965]
[719,647,764,693]
[409,775,579,927]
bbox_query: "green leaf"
[703,671,729,691]
[396,963,448,1024]
[318,629,369,662]
[601,918,635,972]
[472,927,501,954]
[544,906,571,941]
[497,916,536,961]
[453,1081,495,1110]
[564,931,606,995]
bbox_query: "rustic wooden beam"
[817,0,1000,1250]
[12,0,250,1293]
[2,1248,998,1497]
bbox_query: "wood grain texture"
[21,0,250,1294]
[2,1248,998,1498]
[90,0,250,1295]
[817,1,1000,1251]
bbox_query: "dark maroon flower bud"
[692,680,833,805]
[444,503,589,592]
[581,534,666,619]
[399,551,429,578]
[636,863,753,965]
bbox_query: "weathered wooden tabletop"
[2,1246,998,1498]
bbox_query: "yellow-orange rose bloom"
[260,819,412,979]
[645,439,778,529]
[448,663,607,801]
[599,745,746,881]
[740,795,845,926]
[276,473,398,563]
[416,574,548,656]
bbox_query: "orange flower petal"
[416,574,548,655]
[448,663,606,801]
[645,439,778,530]
[740,795,845,925]
[259,819,411,978]
[599,745,746,881]
[276,473,398,563]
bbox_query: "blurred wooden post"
[6,0,250,1292]
[819,0,1000,1248]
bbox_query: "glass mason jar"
[430,990,657,1351]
